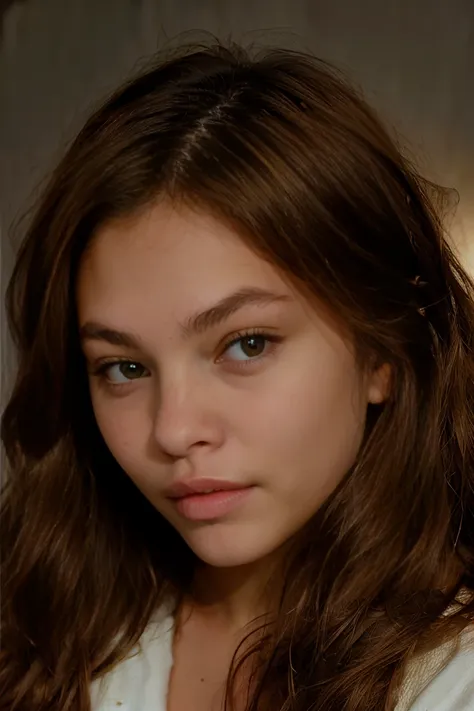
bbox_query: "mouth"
[166,478,254,522]
[166,477,249,499]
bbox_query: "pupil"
[242,336,265,357]
[120,362,142,379]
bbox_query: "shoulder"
[90,605,175,711]
[397,626,474,711]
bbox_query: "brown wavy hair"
[1,42,474,711]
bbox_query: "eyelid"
[91,357,137,374]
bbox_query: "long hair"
[1,43,474,711]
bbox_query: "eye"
[97,360,149,384]
[226,334,267,361]
[221,331,280,364]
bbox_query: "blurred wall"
[1,0,474,401]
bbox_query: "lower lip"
[173,487,253,522]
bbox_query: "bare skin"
[168,604,244,711]
[168,559,278,711]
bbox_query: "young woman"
[1,42,474,711]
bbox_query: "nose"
[151,375,224,459]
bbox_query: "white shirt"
[90,608,174,711]
[90,612,474,711]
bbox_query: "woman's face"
[77,201,388,568]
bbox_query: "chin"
[181,524,278,568]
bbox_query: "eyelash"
[91,328,282,387]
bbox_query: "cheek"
[247,356,367,500]
[90,389,150,481]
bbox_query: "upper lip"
[166,478,248,499]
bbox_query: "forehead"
[76,201,295,324]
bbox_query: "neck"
[188,553,284,631]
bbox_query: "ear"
[367,362,391,404]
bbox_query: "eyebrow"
[79,287,292,348]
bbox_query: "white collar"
[90,610,174,711]
[90,607,474,711]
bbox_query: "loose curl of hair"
[1,42,474,711]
